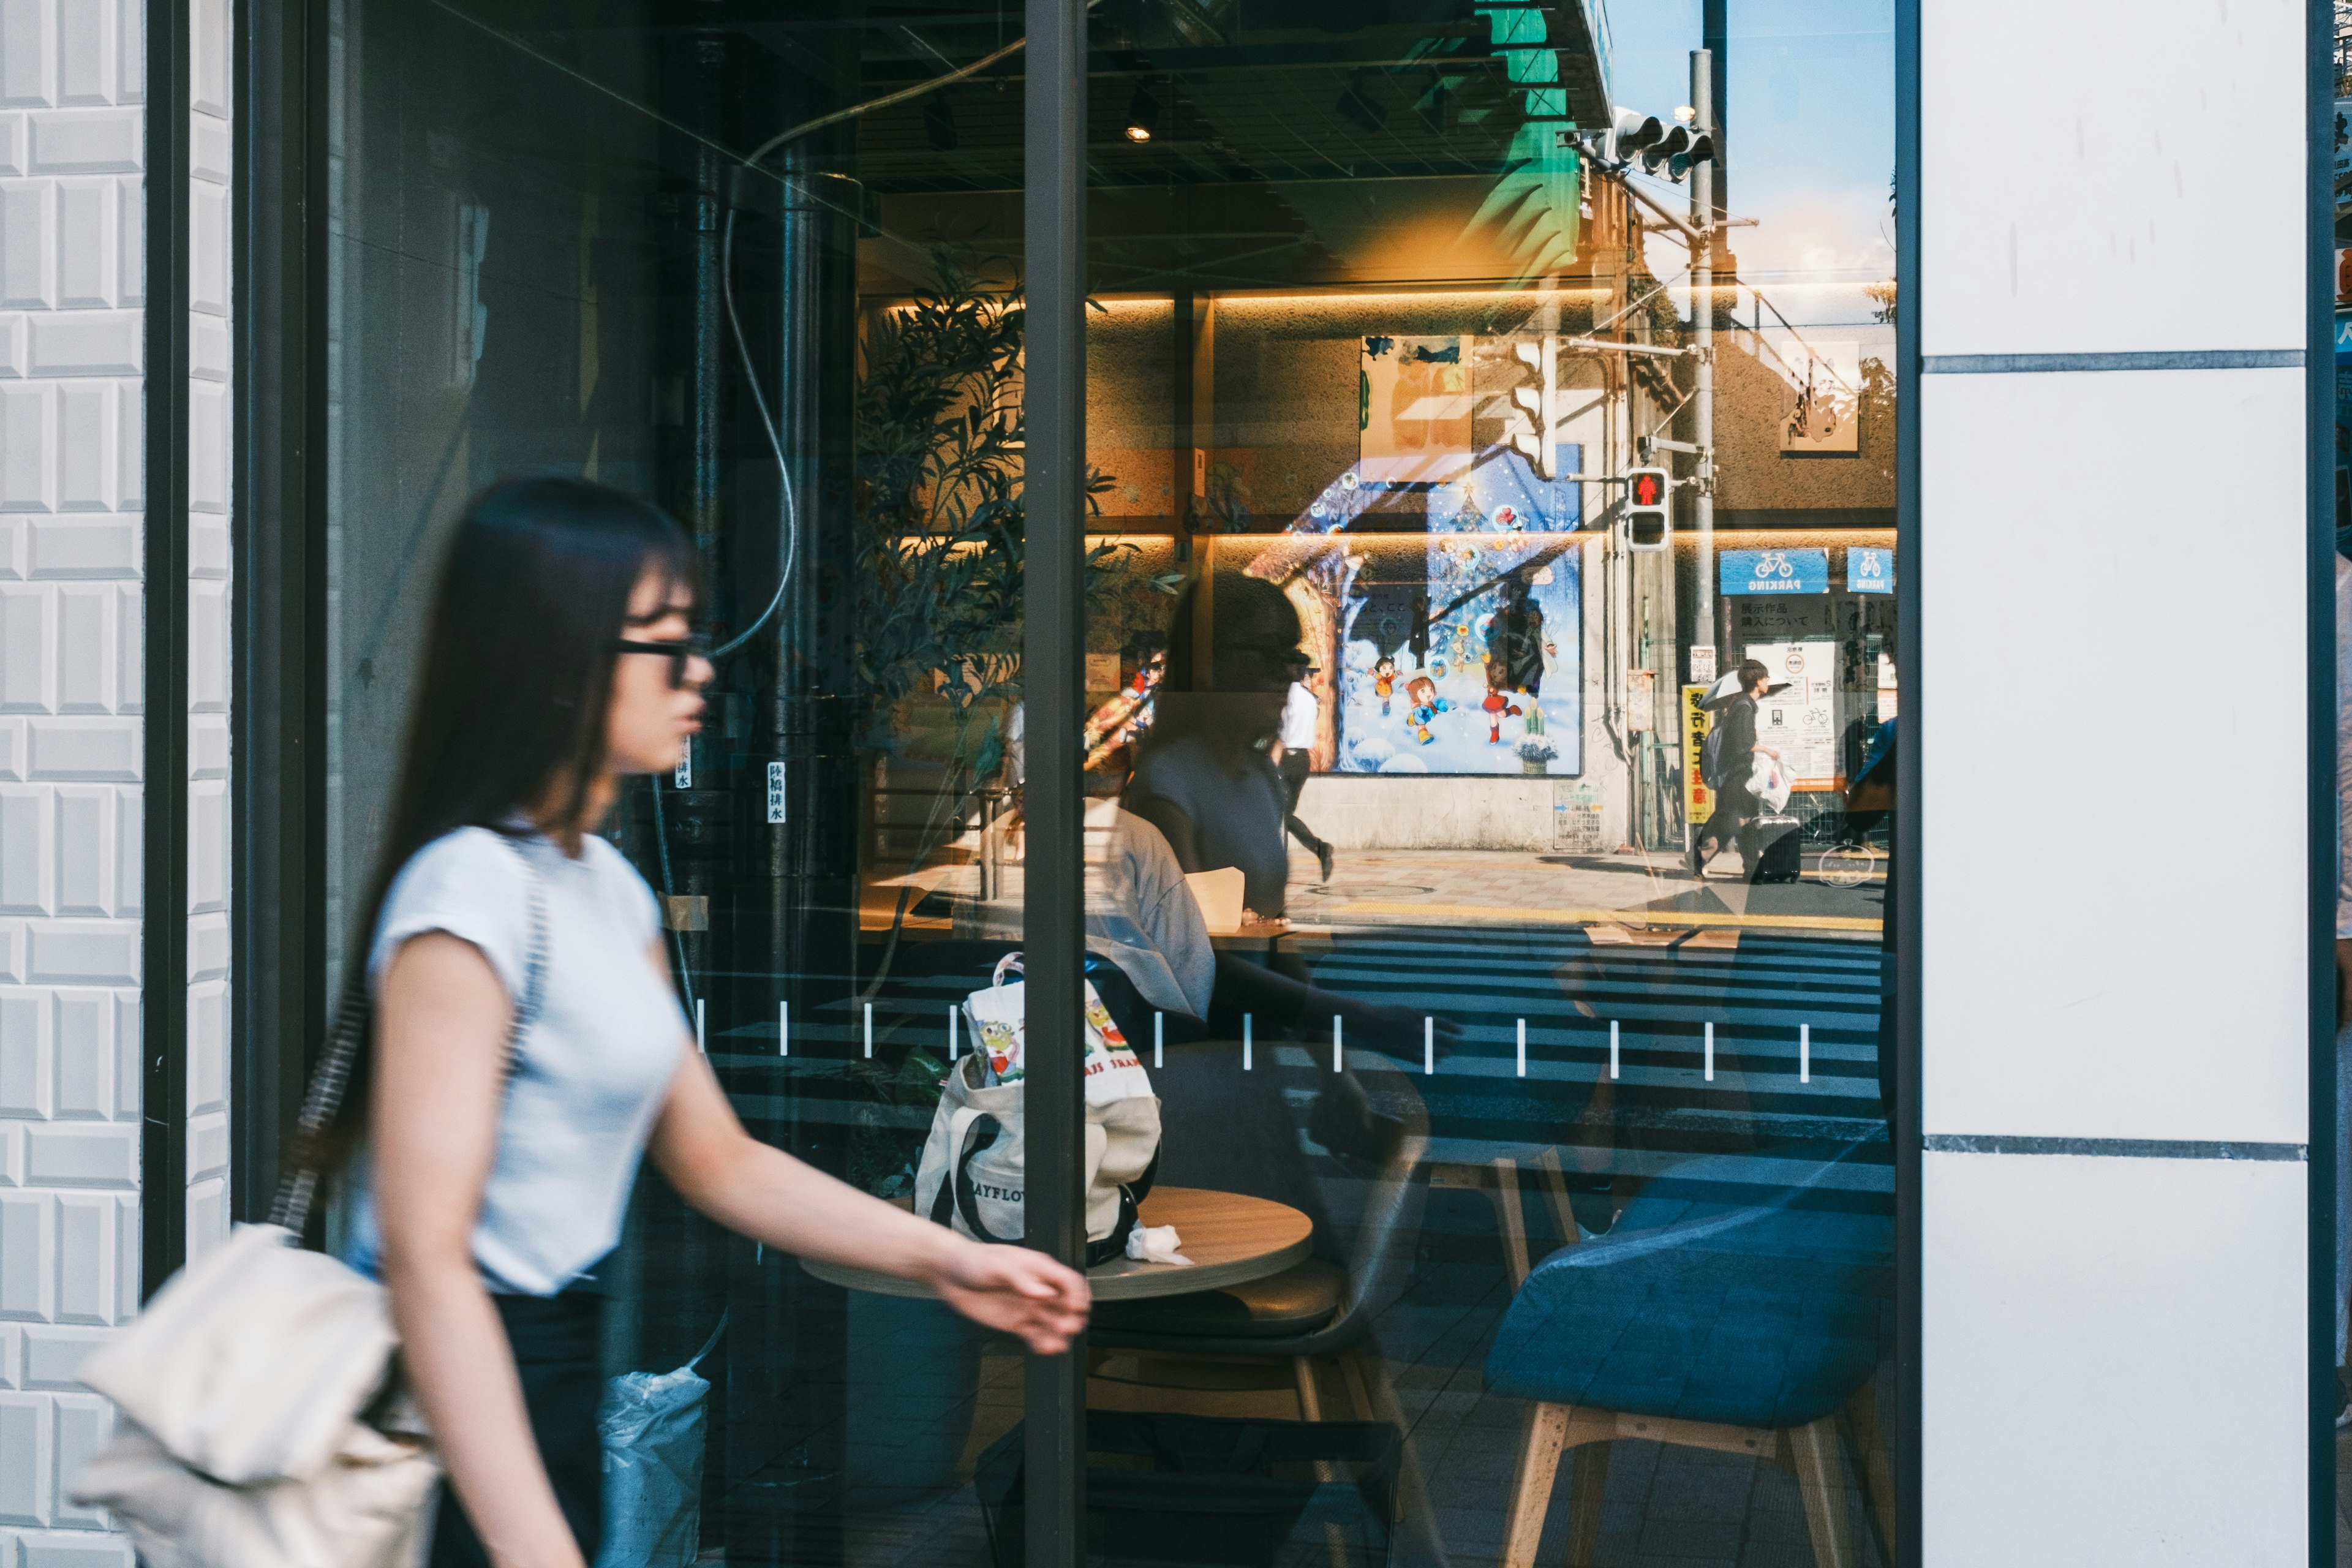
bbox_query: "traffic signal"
[1626,466,1670,551]
[1610,106,1662,164]
[1667,130,1716,181]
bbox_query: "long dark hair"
[322,477,695,1153]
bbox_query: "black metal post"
[140,0,193,1297]
[1891,0,1921,1555]
[228,0,329,1229]
[2307,0,2338,1557]
[1702,0,1728,249]
[1023,0,1088,1559]
[762,68,861,1089]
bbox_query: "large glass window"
[314,0,1896,1561]
[1063,1,1898,1563]
[320,2,1032,1558]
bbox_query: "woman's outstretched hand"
[930,1239,1091,1355]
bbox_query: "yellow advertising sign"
[1681,684,1713,837]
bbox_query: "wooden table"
[800,1185,1312,1302]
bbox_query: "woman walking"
[333,478,1087,1568]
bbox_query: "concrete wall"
[1915,0,2311,1559]
[1305,774,1571,852]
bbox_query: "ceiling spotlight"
[1125,85,1161,143]
[923,93,959,153]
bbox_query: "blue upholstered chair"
[1482,1144,1894,1568]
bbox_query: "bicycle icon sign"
[1719,547,1828,597]
[1847,546,1894,594]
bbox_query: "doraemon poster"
[1333,531,1581,776]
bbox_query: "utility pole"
[1689,47,1717,684]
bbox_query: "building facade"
[0,0,2332,1564]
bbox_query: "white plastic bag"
[596,1321,723,1568]
[1748,752,1792,812]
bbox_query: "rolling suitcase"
[1746,812,1804,884]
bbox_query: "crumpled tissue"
[1126,1224,1193,1265]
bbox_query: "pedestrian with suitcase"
[1688,659,1785,880]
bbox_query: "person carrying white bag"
[72,480,1087,1568]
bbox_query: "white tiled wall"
[186,0,229,1276]
[0,0,227,1558]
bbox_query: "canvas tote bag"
[70,840,546,1568]
[914,954,1161,1266]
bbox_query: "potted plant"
[1517,739,1558,776]
[851,250,1128,985]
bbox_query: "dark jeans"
[1693,778,1758,857]
[1278,752,1325,853]
[427,1284,606,1568]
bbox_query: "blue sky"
[1598,0,1896,301]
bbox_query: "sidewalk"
[1284,844,1887,938]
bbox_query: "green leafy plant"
[852,251,1129,985]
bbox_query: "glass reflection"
[1063,0,1897,1563]
[316,0,1899,1560]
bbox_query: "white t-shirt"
[1280,681,1318,751]
[339,827,687,1296]
[1084,797,1215,1019]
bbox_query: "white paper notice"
[1747,639,1839,788]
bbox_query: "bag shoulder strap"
[266,832,548,1234]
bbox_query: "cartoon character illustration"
[1482,662,1524,744]
[1373,655,1398,715]
[1405,674,1449,745]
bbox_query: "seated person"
[1084,781,1214,1031]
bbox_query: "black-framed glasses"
[611,636,709,688]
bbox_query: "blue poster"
[1720,548,1829,596]
[1334,532,1582,777]
[1847,546,1893,594]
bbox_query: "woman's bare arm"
[373,933,582,1568]
[645,948,1087,1352]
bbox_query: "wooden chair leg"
[1842,1381,1896,1558]
[1338,1353,1374,1422]
[1500,1402,1571,1568]
[1490,1156,1531,1285]
[1533,1145,1580,1254]
[1293,1355,1325,1422]
[1787,1415,1861,1568]
[1564,1440,1610,1567]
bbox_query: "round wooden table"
[800,1185,1313,1302]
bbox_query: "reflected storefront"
[263,0,1900,1561]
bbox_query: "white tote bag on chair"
[914,954,1161,1265]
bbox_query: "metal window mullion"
[1892,0,1922,1555]
[2307,0,2337,1558]
[140,0,195,1300]
[229,0,330,1230]
[1021,0,1088,1562]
